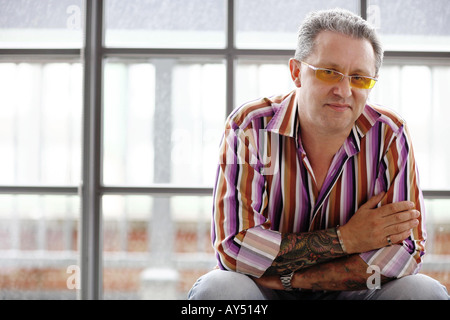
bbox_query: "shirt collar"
[265,90,298,138]
[265,91,383,156]
[355,103,382,138]
[349,104,383,155]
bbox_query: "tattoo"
[294,255,392,291]
[264,228,346,275]
[343,278,367,291]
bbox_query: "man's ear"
[289,58,301,88]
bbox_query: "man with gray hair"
[188,8,448,300]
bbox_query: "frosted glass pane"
[236,59,294,108]
[0,195,79,299]
[0,62,82,186]
[103,59,226,186]
[368,0,450,51]
[105,0,226,48]
[102,195,214,299]
[0,0,83,48]
[236,0,359,49]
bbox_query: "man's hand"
[339,192,420,254]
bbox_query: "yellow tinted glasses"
[301,61,378,89]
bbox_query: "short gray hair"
[294,8,384,75]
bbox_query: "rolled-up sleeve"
[211,118,281,278]
[360,123,426,278]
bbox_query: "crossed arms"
[254,192,420,291]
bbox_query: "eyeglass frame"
[299,60,378,89]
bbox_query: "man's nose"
[332,77,352,98]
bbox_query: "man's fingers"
[386,229,412,245]
[378,200,415,217]
[384,218,419,238]
[361,192,385,209]
[387,209,420,224]
[379,205,419,248]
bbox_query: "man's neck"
[299,120,352,191]
[299,118,351,159]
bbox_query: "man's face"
[292,30,377,136]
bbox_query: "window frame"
[0,0,449,299]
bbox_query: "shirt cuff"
[235,226,282,278]
[360,244,420,278]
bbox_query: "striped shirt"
[212,90,426,279]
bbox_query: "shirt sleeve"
[211,119,281,278]
[359,123,426,278]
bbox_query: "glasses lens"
[315,69,342,83]
[351,76,376,89]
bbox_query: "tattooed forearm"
[264,228,346,276]
[294,255,392,291]
[257,228,393,291]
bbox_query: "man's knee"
[377,274,449,300]
[188,269,269,300]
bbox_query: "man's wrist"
[336,225,348,254]
[337,224,354,254]
[280,271,295,291]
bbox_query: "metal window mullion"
[226,0,235,116]
[102,47,295,57]
[100,186,213,196]
[360,0,368,20]
[0,186,78,194]
[80,0,104,300]
[0,48,80,59]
